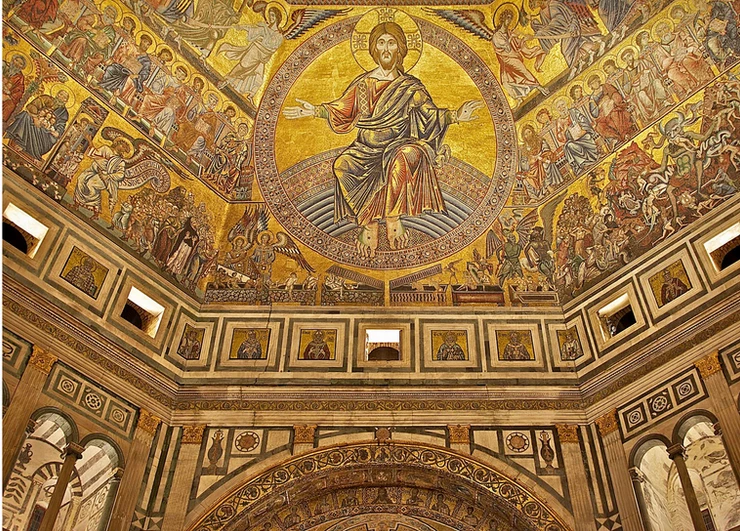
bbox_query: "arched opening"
[190,441,571,531]
[720,245,740,270]
[3,222,29,254]
[675,415,740,530]
[121,302,144,330]
[367,346,400,361]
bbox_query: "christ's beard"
[379,54,397,70]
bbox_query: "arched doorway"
[190,441,570,531]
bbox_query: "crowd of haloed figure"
[3,0,254,199]
[516,2,740,202]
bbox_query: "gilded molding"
[28,346,57,374]
[448,425,470,444]
[695,352,722,379]
[595,410,620,436]
[181,424,207,444]
[293,425,316,444]
[136,409,161,436]
[556,424,579,444]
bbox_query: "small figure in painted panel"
[436,332,466,361]
[660,269,688,305]
[302,330,331,360]
[502,332,531,360]
[236,330,262,360]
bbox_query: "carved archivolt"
[190,441,570,531]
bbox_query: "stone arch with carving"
[190,441,571,531]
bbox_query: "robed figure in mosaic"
[285,22,482,259]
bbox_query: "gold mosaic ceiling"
[3,0,739,307]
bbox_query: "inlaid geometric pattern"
[618,369,705,440]
[45,363,136,438]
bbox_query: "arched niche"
[674,413,740,530]
[189,441,571,531]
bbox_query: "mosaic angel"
[427,4,549,106]
[216,4,348,103]
[72,127,171,220]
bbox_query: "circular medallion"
[506,432,530,453]
[235,431,260,452]
[255,14,515,270]
[84,392,103,411]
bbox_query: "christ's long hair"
[369,22,408,72]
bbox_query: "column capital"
[136,409,161,436]
[595,410,620,436]
[556,424,580,443]
[28,346,57,374]
[26,419,38,435]
[695,352,722,379]
[62,442,85,460]
[667,443,686,460]
[629,466,645,483]
[112,467,125,480]
[293,425,316,444]
[181,424,206,444]
[448,425,471,444]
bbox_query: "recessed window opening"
[366,329,401,361]
[121,287,164,338]
[704,222,740,272]
[2,203,48,257]
[597,293,636,339]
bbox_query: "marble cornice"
[3,275,178,414]
[3,270,739,418]
[578,291,740,406]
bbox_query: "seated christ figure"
[284,21,482,258]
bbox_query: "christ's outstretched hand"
[283,99,316,119]
[456,100,484,122]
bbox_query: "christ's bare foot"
[386,217,409,250]
[356,222,379,259]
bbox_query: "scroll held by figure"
[283,20,483,259]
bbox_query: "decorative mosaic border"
[191,441,568,531]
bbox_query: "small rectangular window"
[597,293,636,339]
[2,203,48,258]
[704,222,740,272]
[121,287,164,338]
[365,329,401,361]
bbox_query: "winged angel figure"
[223,204,315,283]
[215,3,349,102]
[73,127,171,220]
[426,4,549,107]
[486,196,563,285]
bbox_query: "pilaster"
[3,346,57,488]
[556,424,596,531]
[161,425,206,531]
[596,410,644,531]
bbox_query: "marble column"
[556,424,596,531]
[596,411,644,531]
[667,444,707,531]
[38,442,85,531]
[3,346,57,488]
[96,468,124,531]
[108,410,161,531]
[293,425,316,455]
[448,425,471,455]
[161,425,206,531]
[629,467,654,531]
[695,352,740,487]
